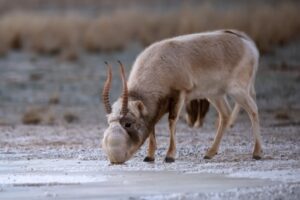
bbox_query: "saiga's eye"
[125,123,131,128]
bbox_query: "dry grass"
[0,12,86,58]
[22,106,82,125]
[83,12,133,52]
[0,2,299,56]
[64,112,79,123]
[275,111,290,120]
[22,106,58,125]
[22,107,43,125]
[48,93,60,105]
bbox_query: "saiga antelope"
[101,29,262,164]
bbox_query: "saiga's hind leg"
[227,84,255,128]
[229,87,263,159]
[227,103,240,128]
[204,96,231,159]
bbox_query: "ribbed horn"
[102,61,112,114]
[118,60,128,116]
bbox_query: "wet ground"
[0,112,300,199]
[0,160,280,200]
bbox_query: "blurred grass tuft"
[0,2,299,56]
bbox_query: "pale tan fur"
[103,29,262,163]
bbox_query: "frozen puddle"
[0,174,107,185]
[0,159,278,200]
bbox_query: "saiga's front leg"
[143,130,157,162]
[165,92,185,163]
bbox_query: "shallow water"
[0,159,275,200]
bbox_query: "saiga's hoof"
[164,157,175,163]
[143,156,155,162]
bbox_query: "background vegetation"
[0,0,299,59]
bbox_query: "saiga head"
[101,61,149,164]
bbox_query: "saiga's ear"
[135,101,148,116]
